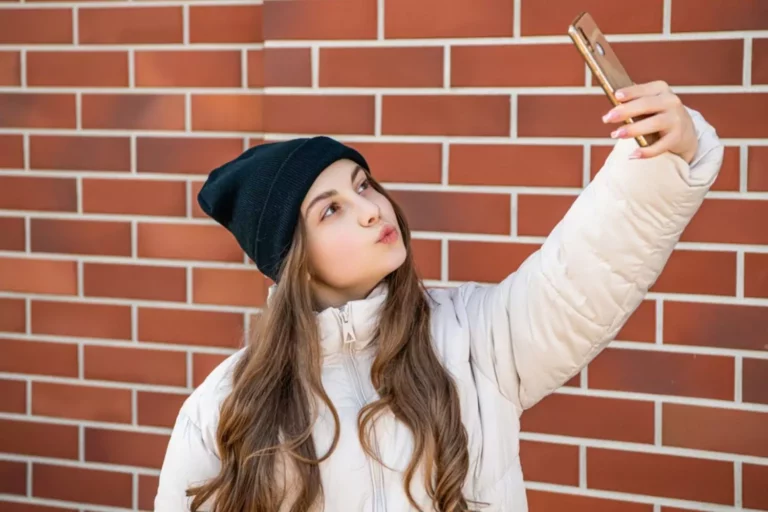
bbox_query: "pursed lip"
[377,224,397,243]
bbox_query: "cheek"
[307,225,365,276]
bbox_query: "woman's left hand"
[602,80,698,164]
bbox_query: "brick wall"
[0,0,766,511]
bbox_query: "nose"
[356,196,380,227]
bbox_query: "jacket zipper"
[339,305,387,512]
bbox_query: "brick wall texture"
[0,0,766,511]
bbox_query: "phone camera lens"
[596,42,605,56]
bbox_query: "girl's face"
[300,158,407,309]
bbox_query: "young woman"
[154,81,724,512]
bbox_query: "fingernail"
[602,111,615,123]
[615,91,625,100]
[629,149,641,159]
[611,128,626,139]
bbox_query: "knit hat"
[197,136,369,282]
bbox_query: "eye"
[321,202,340,221]
[357,179,371,193]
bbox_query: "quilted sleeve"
[459,108,724,412]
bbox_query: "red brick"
[0,217,25,251]
[0,176,77,212]
[386,0,512,38]
[31,218,131,257]
[84,262,186,302]
[0,9,72,44]
[0,298,25,332]
[382,95,510,137]
[0,93,75,128]
[32,300,131,340]
[0,419,78,459]
[0,459,26,495]
[0,257,77,295]
[518,95,612,138]
[321,47,442,88]
[84,345,187,387]
[135,50,241,88]
[193,352,229,387]
[259,48,312,87]
[137,223,244,263]
[189,4,262,43]
[193,268,268,307]
[27,51,128,87]
[264,0,376,40]
[32,382,131,423]
[527,490,653,512]
[0,134,23,168]
[681,199,768,245]
[746,252,768,299]
[0,338,78,377]
[680,93,768,139]
[743,358,768,406]
[79,7,182,44]
[615,301,655,343]
[605,40,743,86]
[0,379,26,414]
[137,391,188,428]
[138,474,160,511]
[671,0,768,32]
[450,145,582,188]
[82,178,186,217]
[411,239,441,281]
[30,135,130,172]
[0,51,20,86]
[85,428,169,469]
[754,38,768,85]
[664,301,768,351]
[191,94,263,132]
[652,250,736,296]
[264,95,374,135]
[520,394,654,443]
[137,137,244,175]
[82,94,185,131]
[344,142,442,184]
[190,180,207,218]
[452,45,582,87]
[0,504,75,512]
[519,441,578,486]
[517,194,574,237]
[448,241,538,283]
[139,307,243,348]
[390,191,510,235]
[589,348,734,400]
[711,146,741,192]
[588,448,733,504]
[663,403,768,458]
[522,0,663,35]
[748,146,768,192]
[33,464,132,508]
[744,463,768,510]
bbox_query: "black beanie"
[197,136,369,282]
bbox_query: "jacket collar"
[266,282,388,357]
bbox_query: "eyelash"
[321,179,371,220]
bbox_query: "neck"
[310,278,384,311]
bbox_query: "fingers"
[602,93,672,124]
[610,112,669,140]
[630,132,677,159]
[615,80,672,101]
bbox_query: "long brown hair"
[188,175,479,511]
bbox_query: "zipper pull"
[340,305,357,343]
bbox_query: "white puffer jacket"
[155,110,724,512]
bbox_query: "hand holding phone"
[568,12,699,162]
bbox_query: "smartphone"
[568,12,660,147]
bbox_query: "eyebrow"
[305,165,364,218]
